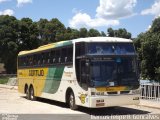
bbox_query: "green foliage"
[0,76,9,84]
[107,28,131,39]
[134,17,160,81]
[150,17,160,33]
[88,28,101,37]
[101,31,106,36]
[0,15,19,74]
[63,27,80,40]
[79,28,88,38]
[18,18,40,50]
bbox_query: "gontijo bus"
[18,37,140,110]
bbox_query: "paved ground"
[0,85,160,120]
[0,87,82,114]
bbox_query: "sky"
[0,0,160,37]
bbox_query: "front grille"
[107,91,118,95]
[120,91,130,94]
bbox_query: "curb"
[139,100,160,110]
[138,104,160,110]
[0,84,18,90]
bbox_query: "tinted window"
[75,42,85,57]
[18,45,73,68]
[68,47,73,62]
[87,43,135,55]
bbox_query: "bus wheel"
[26,88,30,100]
[29,87,37,101]
[25,85,30,100]
[69,92,78,110]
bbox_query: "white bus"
[18,37,140,110]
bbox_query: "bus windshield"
[87,43,135,55]
[90,57,138,87]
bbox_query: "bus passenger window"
[65,57,68,62]
[44,52,47,64]
[37,55,41,65]
[55,50,60,63]
[50,50,55,64]
[25,56,29,66]
[75,42,85,57]
[29,56,33,66]
[45,52,49,64]
[68,47,73,62]
[62,48,67,63]
[33,54,37,66]
[41,53,45,65]
[59,57,61,63]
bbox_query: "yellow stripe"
[18,68,48,96]
[96,86,127,92]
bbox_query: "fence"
[140,82,160,101]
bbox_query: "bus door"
[79,60,89,90]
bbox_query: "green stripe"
[55,41,72,48]
[43,66,65,94]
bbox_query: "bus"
[18,37,140,110]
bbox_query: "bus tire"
[25,85,30,100]
[26,89,30,100]
[69,92,78,110]
[29,86,37,101]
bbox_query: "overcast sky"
[0,0,159,37]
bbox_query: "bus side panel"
[42,66,64,94]
[18,68,49,97]
[39,66,66,101]
[18,69,30,94]
[40,66,90,106]
[39,66,83,103]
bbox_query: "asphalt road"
[0,87,160,120]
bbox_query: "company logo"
[29,69,44,76]
[79,94,87,104]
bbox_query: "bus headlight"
[91,92,96,95]
[132,89,141,94]
[91,92,104,96]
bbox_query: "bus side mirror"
[86,62,90,73]
[86,62,89,67]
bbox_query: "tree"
[37,18,66,44]
[0,15,19,73]
[69,29,80,39]
[37,18,49,44]
[101,31,106,36]
[150,17,160,33]
[107,28,131,39]
[107,28,114,37]
[79,28,88,38]
[18,18,40,50]
[134,17,160,81]
[63,27,80,40]
[50,18,66,42]
[88,28,101,37]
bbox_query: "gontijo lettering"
[29,69,44,76]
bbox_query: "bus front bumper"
[89,94,140,108]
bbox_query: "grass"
[0,76,9,84]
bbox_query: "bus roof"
[18,37,133,56]
[72,37,132,43]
